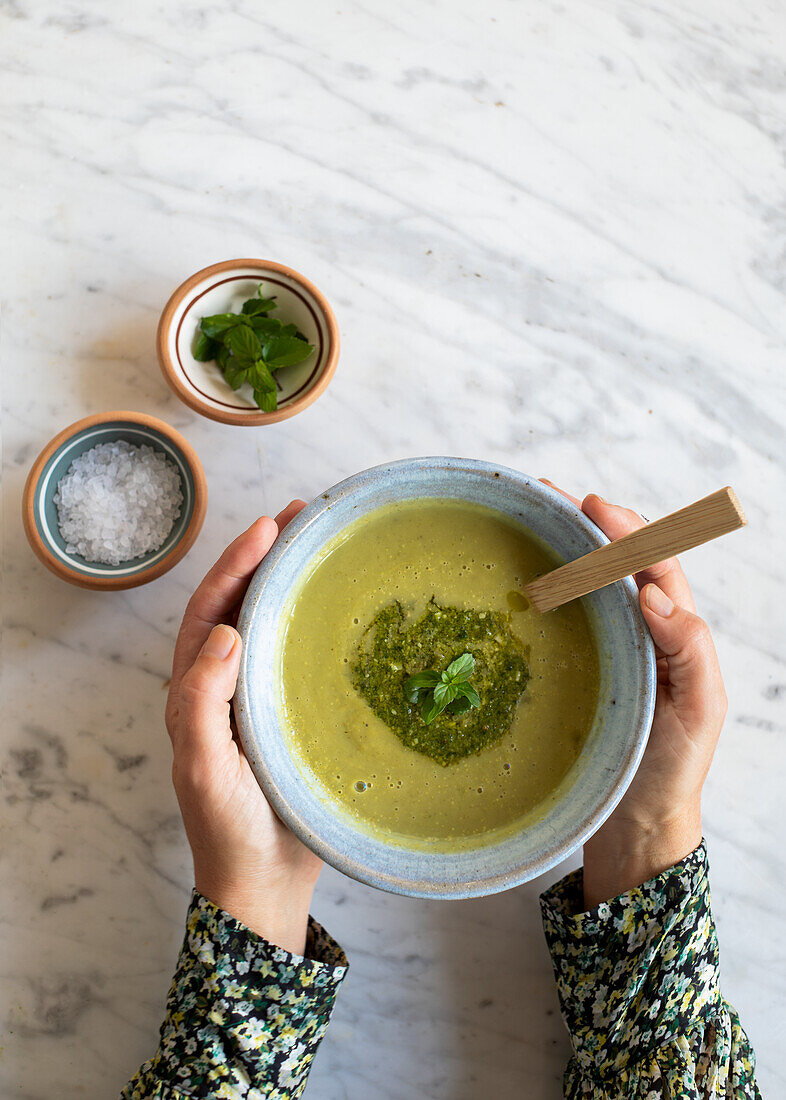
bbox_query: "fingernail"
[204,624,236,660]
[594,494,608,504]
[645,585,674,617]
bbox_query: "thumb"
[175,624,242,756]
[640,584,727,733]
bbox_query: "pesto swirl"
[352,599,530,766]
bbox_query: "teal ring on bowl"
[23,412,207,590]
[235,458,657,899]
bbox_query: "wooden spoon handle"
[525,487,746,614]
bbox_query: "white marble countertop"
[2,1,784,1096]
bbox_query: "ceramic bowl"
[23,411,207,591]
[157,259,340,426]
[235,458,656,899]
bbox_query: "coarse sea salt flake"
[53,440,183,566]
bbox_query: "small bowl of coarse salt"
[23,411,207,590]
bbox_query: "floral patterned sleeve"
[121,891,348,1100]
[540,841,761,1099]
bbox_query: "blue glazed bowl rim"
[235,457,657,898]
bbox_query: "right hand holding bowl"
[541,482,727,908]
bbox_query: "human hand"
[540,481,727,908]
[165,501,322,954]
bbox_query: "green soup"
[278,499,599,844]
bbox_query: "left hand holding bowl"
[165,500,321,954]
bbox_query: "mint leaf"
[225,324,263,368]
[456,682,480,708]
[404,670,441,703]
[197,287,307,413]
[193,332,219,362]
[247,360,278,412]
[445,652,475,683]
[223,362,247,390]
[249,316,283,338]
[200,313,246,338]
[279,323,309,340]
[242,297,277,316]
[263,334,315,370]
[433,682,458,709]
[254,387,277,412]
[409,651,481,725]
[421,696,443,725]
[247,360,276,393]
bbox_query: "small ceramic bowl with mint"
[23,411,207,591]
[157,259,340,426]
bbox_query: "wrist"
[582,806,702,910]
[194,868,317,955]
